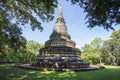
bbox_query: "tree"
[91,38,102,48]
[111,29,120,65]
[0,21,26,57]
[81,44,100,65]
[103,29,120,65]
[81,29,120,65]
[25,40,44,62]
[103,40,117,65]
[68,0,120,30]
[0,0,58,55]
[81,38,111,65]
[0,0,58,31]
[99,47,111,65]
[110,29,120,40]
[90,38,103,64]
[0,40,44,62]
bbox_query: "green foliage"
[0,0,57,57]
[0,40,44,62]
[81,29,120,65]
[67,0,120,30]
[81,51,99,64]
[81,38,103,65]
[0,0,58,31]
[0,63,120,80]
[110,29,120,40]
[100,48,111,65]
[25,40,44,62]
[104,29,120,65]
[0,18,26,56]
[90,38,102,48]
[103,30,120,65]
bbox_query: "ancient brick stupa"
[32,6,89,71]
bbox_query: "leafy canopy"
[0,0,58,55]
[0,0,58,31]
[68,0,120,30]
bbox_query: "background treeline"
[81,29,120,65]
[0,40,44,62]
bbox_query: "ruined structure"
[32,6,89,71]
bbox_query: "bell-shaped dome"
[50,6,70,40]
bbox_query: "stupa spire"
[58,5,63,18]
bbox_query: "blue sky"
[22,0,119,49]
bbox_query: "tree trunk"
[107,51,117,65]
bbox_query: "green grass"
[0,63,120,80]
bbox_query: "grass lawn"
[0,63,120,80]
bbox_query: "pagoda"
[32,6,89,71]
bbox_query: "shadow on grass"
[0,63,120,80]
